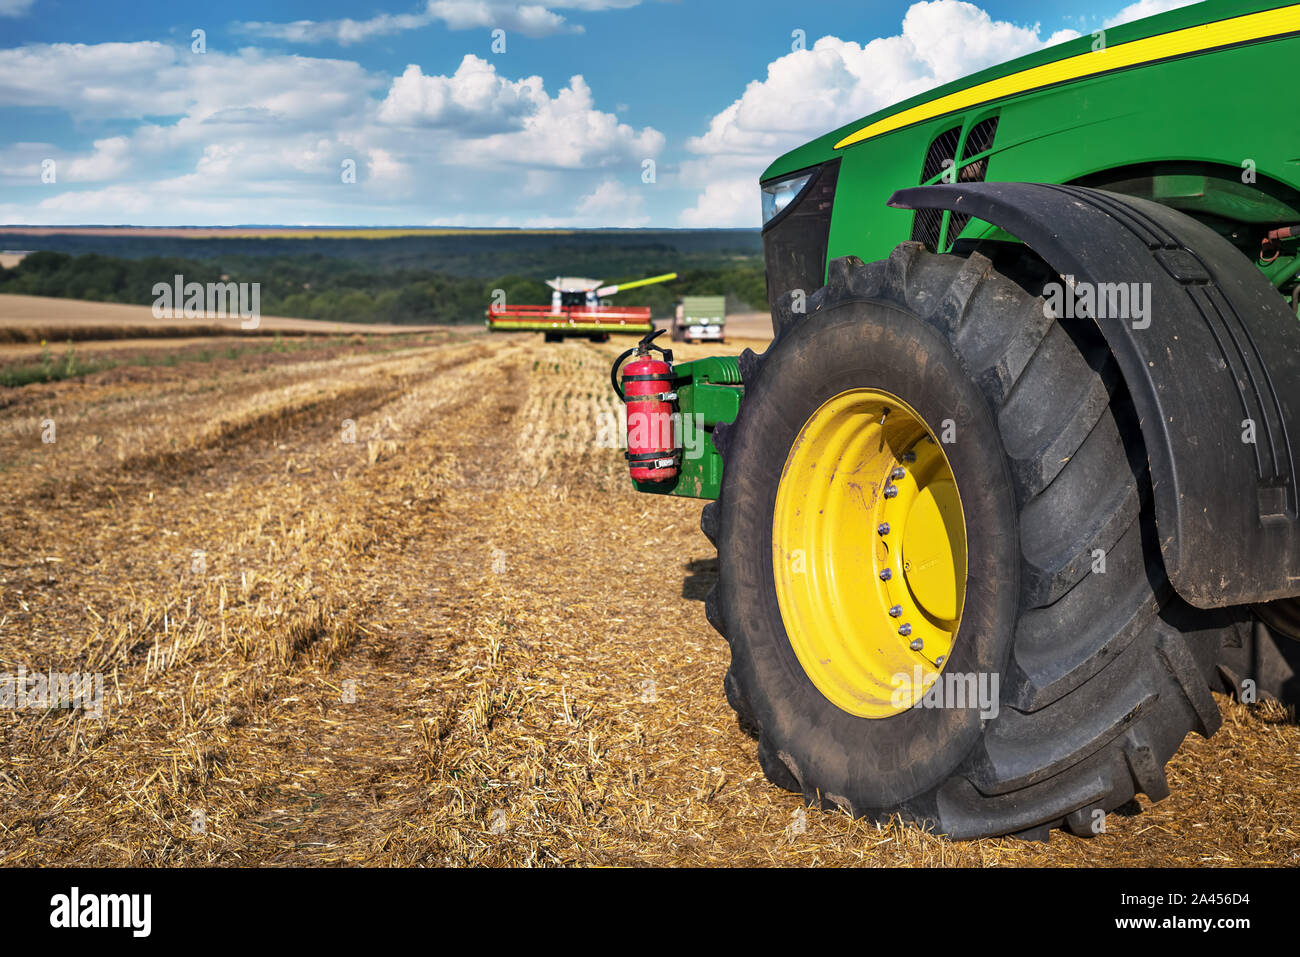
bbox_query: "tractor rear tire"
[700,242,1227,839]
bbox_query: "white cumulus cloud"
[378,56,546,131]
[64,136,133,181]
[237,0,645,44]
[477,76,662,168]
[0,37,662,225]
[679,0,1082,226]
[237,13,435,46]
[574,177,648,225]
[1104,0,1200,28]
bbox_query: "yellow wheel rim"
[772,388,968,718]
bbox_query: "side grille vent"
[959,117,999,182]
[911,116,999,248]
[911,126,961,247]
[947,117,1000,242]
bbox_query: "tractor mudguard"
[888,182,1300,609]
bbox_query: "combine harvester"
[487,272,676,342]
[608,0,1300,839]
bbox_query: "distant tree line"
[0,229,762,277]
[0,249,770,324]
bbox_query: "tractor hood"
[761,0,1290,184]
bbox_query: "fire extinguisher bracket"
[624,391,677,403]
[610,329,681,484]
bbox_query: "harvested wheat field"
[0,326,1297,867]
[0,293,442,343]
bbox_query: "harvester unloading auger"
[487,271,676,342]
[608,0,1300,840]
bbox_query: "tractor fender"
[888,182,1300,609]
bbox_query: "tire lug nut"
[935,655,946,666]
[890,466,906,480]
[909,638,924,651]
[883,484,898,499]
[888,605,902,617]
[899,623,913,637]
[877,522,890,535]
[879,568,892,581]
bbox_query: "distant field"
[0,293,444,343]
[2,226,576,239]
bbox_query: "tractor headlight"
[761,172,813,227]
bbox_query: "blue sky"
[0,0,1196,227]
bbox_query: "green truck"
[614,0,1300,839]
[672,294,727,344]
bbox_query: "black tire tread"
[705,241,1225,839]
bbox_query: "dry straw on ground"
[0,326,1296,866]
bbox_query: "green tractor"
[616,0,1300,839]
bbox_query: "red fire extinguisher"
[610,329,679,482]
